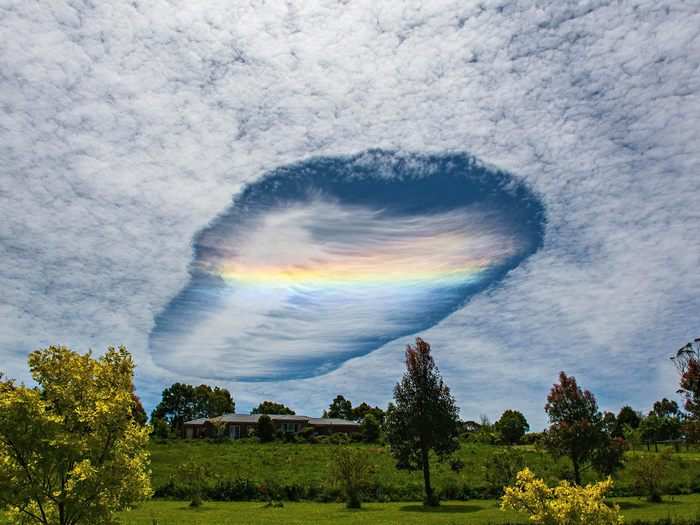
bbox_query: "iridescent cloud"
[149,151,545,381]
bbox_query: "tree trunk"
[421,444,437,506]
[572,457,581,485]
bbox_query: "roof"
[308,418,360,427]
[183,414,359,426]
[184,413,311,425]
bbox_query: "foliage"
[151,417,171,440]
[628,450,673,502]
[384,338,460,506]
[252,401,295,415]
[131,392,148,426]
[325,395,353,420]
[328,447,373,508]
[352,403,386,424]
[495,410,530,445]
[484,448,525,496]
[0,345,152,525]
[174,461,211,507]
[671,338,700,418]
[152,383,234,433]
[257,415,276,443]
[361,413,381,443]
[618,406,642,430]
[591,436,627,477]
[544,371,609,484]
[501,468,622,525]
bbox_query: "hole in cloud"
[149,150,546,381]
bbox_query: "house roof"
[183,413,359,427]
[308,418,360,427]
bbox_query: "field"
[148,439,700,501]
[117,495,700,525]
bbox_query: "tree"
[501,468,622,525]
[495,410,530,445]
[251,401,295,415]
[0,346,152,525]
[152,382,234,434]
[617,406,641,431]
[384,338,460,506]
[639,401,682,451]
[325,395,353,420]
[360,413,381,443]
[544,372,606,484]
[671,338,700,418]
[256,414,276,443]
[131,391,148,426]
[484,448,525,496]
[328,447,373,509]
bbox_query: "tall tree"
[617,406,641,431]
[0,346,151,525]
[384,338,460,506]
[325,395,353,420]
[544,372,606,484]
[495,410,530,445]
[672,338,700,417]
[251,401,295,415]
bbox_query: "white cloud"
[1,0,698,427]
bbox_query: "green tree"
[152,382,234,434]
[0,346,152,525]
[328,447,373,509]
[617,405,641,430]
[360,413,381,443]
[384,338,460,506]
[544,372,607,484]
[325,395,353,420]
[495,410,530,445]
[251,401,295,415]
[484,448,525,496]
[628,449,672,502]
[256,414,276,443]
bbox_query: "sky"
[1,0,699,428]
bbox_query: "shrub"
[628,449,673,502]
[484,448,525,496]
[361,413,381,443]
[175,461,211,507]
[257,414,275,442]
[328,446,373,508]
[501,467,622,525]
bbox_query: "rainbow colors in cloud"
[149,151,545,381]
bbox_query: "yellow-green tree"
[501,468,622,525]
[0,346,152,525]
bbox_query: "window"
[282,422,297,433]
[229,425,241,439]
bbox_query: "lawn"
[117,495,700,525]
[148,439,700,500]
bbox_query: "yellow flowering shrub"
[501,468,623,525]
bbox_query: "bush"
[501,468,622,525]
[361,413,381,443]
[628,449,673,502]
[174,461,211,507]
[328,446,373,508]
[257,415,275,443]
[484,448,525,496]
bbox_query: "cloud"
[0,0,698,427]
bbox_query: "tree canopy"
[495,410,529,445]
[384,338,460,506]
[0,345,152,525]
[325,395,353,420]
[152,382,235,432]
[251,401,295,415]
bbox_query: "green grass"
[148,439,700,500]
[117,495,700,525]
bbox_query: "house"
[183,413,360,439]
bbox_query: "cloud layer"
[1,0,699,426]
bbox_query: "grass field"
[148,439,700,500]
[117,495,700,525]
